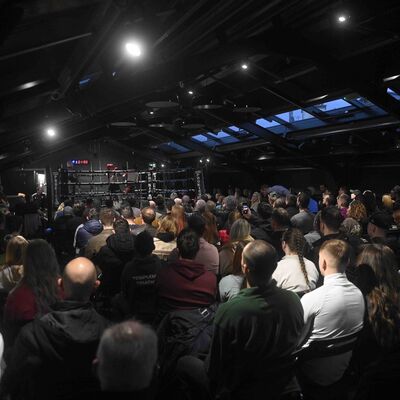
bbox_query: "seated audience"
[4,239,61,349]
[156,228,217,324]
[171,204,186,235]
[1,257,109,399]
[219,218,253,277]
[272,228,319,297]
[347,199,368,235]
[74,208,103,255]
[131,207,157,237]
[0,235,28,292]
[298,239,365,388]
[178,240,304,399]
[85,208,115,260]
[153,215,177,261]
[95,320,158,396]
[218,240,247,302]
[120,231,161,324]
[120,205,136,232]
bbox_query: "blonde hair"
[382,194,393,211]
[157,215,178,236]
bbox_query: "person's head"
[195,199,206,213]
[229,218,251,242]
[322,194,336,208]
[286,194,297,208]
[271,208,290,231]
[268,191,278,206]
[273,196,286,209]
[84,207,99,221]
[297,192,310,210]
[362,190,377,215]
[60,257,99,301]
[347,200,367,222]
[356,243,400,303]
[337,193,350,208]
[134,231,155,257]
[157,215,178,237]
[231,241,249,276]
[319,206,343,235]
[242,240,277,287]
[99,208,115,228]
[223,195,237,212]
[251,192,260,204]
[381,194,394,211]
[177,228,200,260]
[121,206,134,220]
[257,201,273,220]
[367,211,392,239]
[338,186,348,196]
[23,239,60,313]
[96,320,158,392]
[142,207,156,225]
[174,198,182,206]
[165,198,174,212]
[73,202,85,218]
[113,218,130,234]
[341,217,362,237]
[187,214,206,237]
[182,195,190,205]
[260,184,269,197]
[5,235,28,266]
[318,239,351,276]
[206,200,216,212]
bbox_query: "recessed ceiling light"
[337,15,347,23]
[125,41,142,57]
[46,128,56,137]
[241,63,248,70]
[188,90,194,95]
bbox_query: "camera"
[241,204,250,215]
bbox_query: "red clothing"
[5,283,38,322]
[157,259,217,318]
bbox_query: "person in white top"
[272,228,319,296]
[298,239,365,387]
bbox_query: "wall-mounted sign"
[69,159,89,166]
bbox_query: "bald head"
[141,207,155,225]
[62,257,98,301]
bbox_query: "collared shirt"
[299,273,365,385]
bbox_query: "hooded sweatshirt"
[156,258,217,322]
[95,232,136,296]
[75,219,103,252]
[2,300,109,399]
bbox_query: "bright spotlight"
[200,159,203,163]
[188,90,194,95]
[206,158,210,163]
[125,41,142,57]
[337,15,347,23]
[241,63,248,70]
[46,128,56,137]
[161,164,165,168]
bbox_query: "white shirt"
[218,275,244,302]
[299,273,365,385]
[272,255,319,293]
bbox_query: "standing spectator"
[286,194,299,219]
[347,200,368,235]
[337,193,350,219]
[250,191,260,213]
[269,208,291,260]
[272,228,319,297]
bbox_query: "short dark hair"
[99,208,115,226]
[271,208,290,228]
[177,228,200,260]
[121,206,134,219]
[320,206,343,232]
[286,194,297,208]
[105,199,114,208]
[187,214,206,236]
[242,240,277,285]
[297,192,310,209]
[165,199,174,212]
[85,207,99,220]
[113,218,129,234]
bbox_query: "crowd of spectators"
[0,182,399,399]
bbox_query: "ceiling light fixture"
[46,128,56,137]
[188,90,194,95]
[337,15,348,23]
[383,75,400,82]
[125,41,142,57]
[241,63,248,70]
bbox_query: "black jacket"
[1,301,110,400]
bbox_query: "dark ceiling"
[1,0,400,174]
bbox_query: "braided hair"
[282,228,311,289]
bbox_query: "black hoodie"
[2,300,110,400]
[95,232,136,296]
